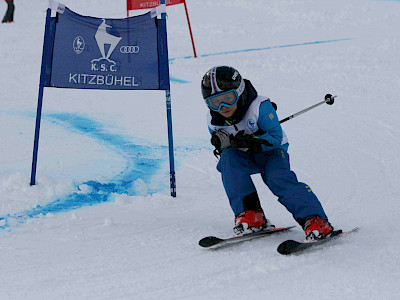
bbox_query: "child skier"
[201,66,334,240]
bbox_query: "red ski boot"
[304,216,333,240]
[233,210,274,235]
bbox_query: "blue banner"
[33,5,175,197]
[47,7,162,90]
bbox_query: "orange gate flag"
[127,0,197,58]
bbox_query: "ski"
[199,226,295,249]
[277,227,359,255]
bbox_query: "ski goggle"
[205,77,245,112]
[205,90,240,112]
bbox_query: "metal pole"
[160,0,177,197]
[182,0,197,58]
[30,86,45,186]
[279,94,336,124]
[30,9,53,186]
[165,90,176,197]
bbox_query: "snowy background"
[1,0,400,299]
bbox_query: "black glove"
[229,130,272,153]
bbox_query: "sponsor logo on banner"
[73,36,85,54]
[69,19,141,88]
[120,46,140,54]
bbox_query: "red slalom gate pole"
[183,0,197,58]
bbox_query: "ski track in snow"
[0,110,211,232]
[0,112,169,231]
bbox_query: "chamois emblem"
[95,19,122,60]
[91,19,122,71]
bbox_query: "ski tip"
[277,240,300,255]
[199,236,224,248]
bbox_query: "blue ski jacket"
[207,80,288,152]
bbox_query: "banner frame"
[30,8,55,186]
[30,5,177,197]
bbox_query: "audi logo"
[120,46,140,54]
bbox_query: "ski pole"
[279,94,336,124]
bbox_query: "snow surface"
[1,0,400,299]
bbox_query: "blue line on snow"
[168,38,352,83]
[0,113,167,231]
[170,76,190,83]
[169,38,352,63]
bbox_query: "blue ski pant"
[216,148,328,222]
